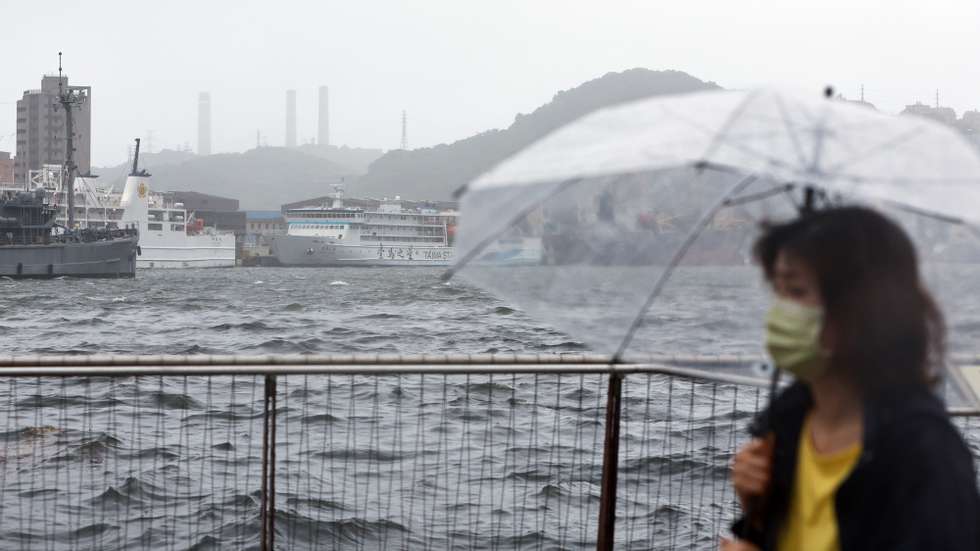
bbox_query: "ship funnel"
[120,171,151,231]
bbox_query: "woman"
[722,206,980,550]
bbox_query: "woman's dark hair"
[753,206,945,395]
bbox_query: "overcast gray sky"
[2,0,978,167]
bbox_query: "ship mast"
[131,138,143,175]
[57,52,87,231]
[331,177,345,208]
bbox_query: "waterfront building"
[168,190,239,213]
[244,210,286,257]
[246,211,286,237]
[0,152,13,184]
[902,101,957,125]
[959,110,980,145]
[167,191,245,246]
[902,103,980,149]
[14,75,91,184]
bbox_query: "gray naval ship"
[0,188,138,278]
[0,53,139,279]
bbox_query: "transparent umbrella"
[448,87,980,406]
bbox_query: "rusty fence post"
[260,375,278,551]
[596,372,624,551]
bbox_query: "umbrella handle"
[738,365,781,540]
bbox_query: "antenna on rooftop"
[860,85,865,103]
[935,89,940,109]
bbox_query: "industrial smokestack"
[285,90,297,148]
[197,92,211,156]
[317,86,329,147]
[401,110,408,150]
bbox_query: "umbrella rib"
[846,175,980,184]
[806,98,835,175]
[659,107,801,172]
[821,125,928,175]
[703,132,804,172]
[654,91,769,168]
[700,89,760,161]
[441,177,582,281]
[612,172,760,362]
[723,183,795,207]
[774,95,810,168]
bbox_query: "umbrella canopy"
[465,88,980,221]
[451,88,980,403]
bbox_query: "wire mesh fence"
[0,372,609,550]
[617,375,763,550]
[0,362,975,550]
[0,375,267,550]
[271,373,608,550]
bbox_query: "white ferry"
[18,143,235,269]
[271,186,456,267]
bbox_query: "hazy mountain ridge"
[352,69,721,200]
[93,145,384,209]
[90,69,720,208]
[92,149,197,184]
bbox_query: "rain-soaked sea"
[0,267,977,550]
[0,268,582,356]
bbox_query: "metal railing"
[0,354,977,551]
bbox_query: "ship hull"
[272,235,454,267]
[137,233,237,269]
[0,237,139,278]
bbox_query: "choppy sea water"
[0,268,585,356]
[0,267,977,550]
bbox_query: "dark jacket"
[733,382,980,550]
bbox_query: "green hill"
[93,145,384,210]
[351,68,720,200]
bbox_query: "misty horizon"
[2,0,979,167]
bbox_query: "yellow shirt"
[778,416,861,551]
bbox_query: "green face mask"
[765,297,828,381]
